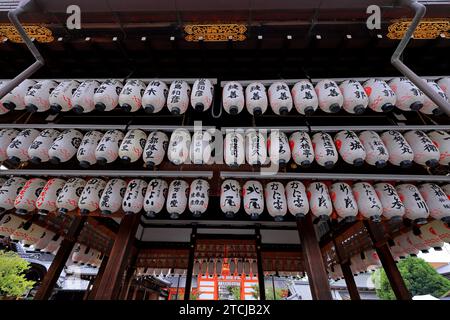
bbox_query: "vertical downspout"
[0,0,44,99]
[391,0,450,116]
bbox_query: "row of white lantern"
[0,78,214,115]
[69,243,103,267]
[1,128,448,169]
[192,258,258,276]
[328,248,382,280]
[222,77,450,116]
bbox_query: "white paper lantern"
[22,224,46,247]
[426,219,450,244]
[72,244,87,264]
[406,230,430,253]
[380,131,414,167]
[373,183,405,221]
[0,214,25,237]
[7,129,40,164]
[396,184,430,224]
[191,78,214,112]
[49,80,80,113]
[267,130,291,166]
[0,81,10,115]
[95,130,124,164]
[396,233,419,257]
[352,182,382,221]
[166,180,189,219]
[245,130,267,165]
[1,79,36,111]
[427,130,450,166]
[143,179,168,218]
[419,223,444,250]
[289,131,314,168]
[315,79,343,113]
[43,235,62,254]
[167,80,190,114]
[14,178,46,215]
[57,178,86,214]
[36,178,66,215]
[167,128,191,165]
[33,230,55,251]
[48,129,83,164]
[307,182,332,220]
[243,180,264,219]
[420,80,448,115]
[118,129,147,163]
[224,131,245,167]
[388,77,425,111]
[292,80,318,115]
[143,131,168,167]
[334,130,366,166]
[437,77,450,103]
[189,179,209,217]
[122,179,147,214]
[358,130,389,168]
[94,79,123,111]
[339,80,368,114]
[443,184,450,196]
[268,81,293,115]
[220,179,241,218]
[329,182,358,221]
[78,178,107,214]
[418,183,450,223]
[119,79,145,112]
[0,177,27,213]
[265,182,287,221]
[403,130,440,167]
[142,80,168,113]
[0,129,19,161]
[245,82,268,115]
[71,80,100,113]
[28,129,60,164]
[285,181,309,218]
[99,178,127,215]
[312,132,338,169]
[362,78,396,112]
[190,130,214,165]
[77,130,103,168]
[223,81,244,115]
[24,80,58,113]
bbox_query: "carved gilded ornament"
[0,24,53,43]
[184,24,247,42]
[387,18,450,40]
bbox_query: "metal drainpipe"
[391,0,450,116]
[0,0,44,100]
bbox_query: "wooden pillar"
[91,213,141,300]
[86,255,109,299]
[255,226,266,300]
[184,225,197,300]
[296,215,332,300]
[364,221,411,300]
[34,216,87,300]
[340,262,360,300]
[118,246,138,300]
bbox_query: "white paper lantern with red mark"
[76,130,103,168]
[119,79,145,112]
[245,130,267,165]
[7,129,40,164]
[142,80,168,113]
[312,132,338,169]
[223,81,244,115]
[57,178,86,214]
[9,220,33,242]
[334,130,366,166]
[72,244,86,264]
[362,78,396,112]
[166,179,189,219]
[427,130,450,166]
[99,178,127,215]
[142,131,168,167]
[14,178,46,215]
[167,80,190,115]
[358,130,389,168]
[49,80,79,113]
[243,180,264,219]
[28,129,60,164]
[396,233,419,257]
[48,129,83,164]
[265,182,287,221]
[0,214,26,237]
[0,177,27,214]
[330,182,358,221]
[0,129,18,161]
[388,77,425,111]
[289,131,314,168]
[122,179,147,215]
[380,131,414,168]
[307,182,332,220]
[167,128,191,165]
[406,230,430,253]
[189,179,209,217]
[94,79,123,112]
[285,181,309,218]
[36,178,66,215]
[71,80,100,113]
[43,235,62,254]
[419,223,444,250]
[390,238,408,260]
[420,80,448,115]
[396,184,430,224]
[220,179,241,218]
[426,219,450,244]
[315,79,343,113]
[190,130,214,165]
[268,81,293,115]
[339,80,368,114]
[418,183,450,222]
[143,179,168,218]
[267,130,290,166]
[191,78,214,112]
[22,224,46,247]
[224,131,245,167]
[33,230,55,251]
[437,77,450,101]
[352,182,383,221]
[245,82,267,115]
[95,129,124,165]
[24,80,58,113]
[1,79,36,111]
[374,183,405,221]
[118,129,147,164]
[78,178,107,214]
[292,80,318,115]
[403,130,440,167]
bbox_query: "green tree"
[372,256,450,300]
[0,250,35,298]
[227,286,241,300]
[251,284,284,300]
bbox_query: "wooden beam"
[91,213,141,300]
[340,262,360,300]
[255,226,266,300]
[118,246,138,300]
[297,215,332,300]
[184,226,197,300]
[364,221,411,300]
[34,216,87,300]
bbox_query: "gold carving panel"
[0,24,54,43]
[387,18,450,40]
[184,24,247,42]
